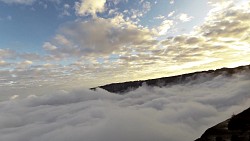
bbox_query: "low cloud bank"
[0,73,250,141]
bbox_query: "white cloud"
[17,60,33,69]
[60,4,71,17]
[177,13,193,22]
[0,72,249,141]
[142,1,151,13]
[168,11,175,17]
[75,0,107,17]
[46,15,155,56]
[43,42,57,51]
[10,95,19,100]
[169,0,174,4]
[154,15,165,20]
[157,19,174,35]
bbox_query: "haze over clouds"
[0,72,250,141]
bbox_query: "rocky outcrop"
[195,107,250,141]
[91,65,250,94]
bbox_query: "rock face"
[195,107,250,141]
[91,65,250,94]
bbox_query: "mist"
[0,72,250,141]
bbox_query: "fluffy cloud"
[198,1,250,43]
[159,1,250,70]
[46,15,155,56]
[168,11,175,17]
[60,3,71,17]
[0,72,249,141]
[169,0,174,4]
[43,42,58,51]
[177,13,193,22]
[16,60,33,69]
[142,1,151,13]
[154,15,165,20]
[75,0,107,16]
[157,19,174,35]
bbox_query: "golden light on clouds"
[0,0,250,88]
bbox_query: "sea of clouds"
[0,72,250,141]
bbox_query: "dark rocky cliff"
[91,65,250,94]
[195,107,250,141]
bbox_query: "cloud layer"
[0,72,250,141]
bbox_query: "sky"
[0,0,250,90]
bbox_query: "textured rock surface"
[195,107,250,141]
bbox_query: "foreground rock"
[195,107,250,141]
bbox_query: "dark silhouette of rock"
[91,65,250,94]
[228,107,250,131]
[231,135,239,141]
[195,107,250,141]
[215,136,223,141]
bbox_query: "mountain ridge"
[91,64,250,93]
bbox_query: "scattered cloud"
[142,1,151,13]
[10,95,19,100]
[43,42,57,51]
[154,15,165,20]
[16,60,33,69]
[19,53,42,61]
[169,0,174,4]
[177,13,193,22]
[60,3,71,17]
[75,0,107,17]
[46,15,155,56]
[168,11,175,17]
[157,20,174,35]
[1,1,249,89]
[0,49,16,59]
